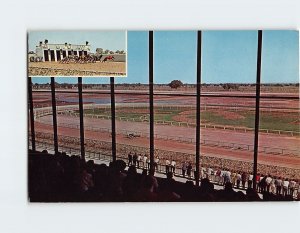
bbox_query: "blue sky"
[31,30,299,84]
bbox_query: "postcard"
[28,30,299,202]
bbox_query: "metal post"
[149,31,155,172]
[28,77,36,151]
[50,77,59,154]
[110,77,117,162]
[195,31,202,186]
[253,30,262,191]
[78,77,85,160]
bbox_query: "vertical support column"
[253,30,263,191]
[28,77,36,151]
[195,31,202,186]
[149,31,155,172]
[110,77,117,162]
[78,77,85,160]
[48,49,51,62]
[50,77,59,154]
[42,49,45,62]
[54,50,57,61]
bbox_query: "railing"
[53,110,300,137]
[33,104,300,137]
[32,128,300,157]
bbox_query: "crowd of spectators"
[29,149,299,202]
[126,151,299,199]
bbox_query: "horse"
[102,55,115,62]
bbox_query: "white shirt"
[289,180,296,188]
[266,177,272,184]
[165,160,170,165]
[283,180,289,188]
[154,158,159,163]
[144,156,148,163]
[171,161,176,166]
[249,174,253,180]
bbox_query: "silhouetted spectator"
[275,177,282,195]
[187,162,192,178]
[123,165,139,201]
[165,159,170,173]
[133,153,137,167]
[241,172,247,189]
[260,176,267,193]
[171,159,176,173]
[134,175,158,201]
[181,161,187,177]
[154,156,160,171]
[128,152,133,166]
[158,178,180,201]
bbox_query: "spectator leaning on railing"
[181,161,187,177]
[283,179,289,196]
[165,159,171,173]
[171,159,176,173]
[154,156,159,171]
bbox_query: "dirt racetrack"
[29,61,126,76]
[31,89,299,179]
[35,115,300,170]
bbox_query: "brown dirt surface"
[34,119,300,179]
[29,61,126,76]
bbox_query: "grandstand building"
[34,40,91,62]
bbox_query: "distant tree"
[104,49,110,54]
[96,48,103,54]
[119,50,125,54]
[169,80,183,89]
[221,83,229,90]
[221,83,239,90]
[115,50,120,54]
[109,51,114,54]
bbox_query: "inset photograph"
[28,30,127,77]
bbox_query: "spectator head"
[127,165,137,176]
[111,160,127,172]
[144,175,158,190]
[142,169,147,176]
[185,180,194,187]
[167,172,173,180]
[224,182,233,192]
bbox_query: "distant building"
[34,40,91,62]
